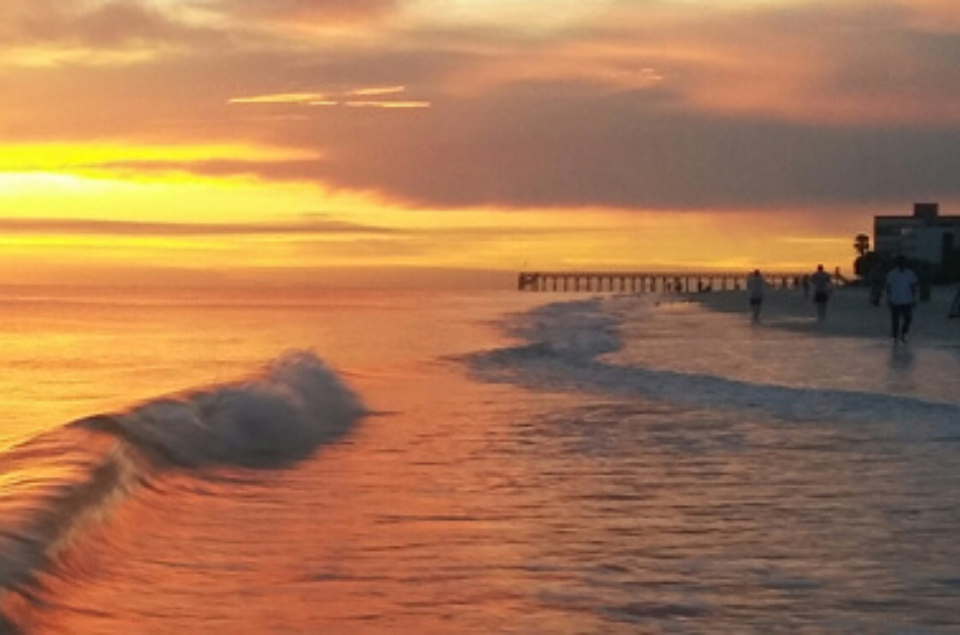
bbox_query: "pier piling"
[517,271,806,293]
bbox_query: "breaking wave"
[77,350,366,468]
[0,350,365,628]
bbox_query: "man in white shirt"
[885,255,919,343]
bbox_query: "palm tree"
[854,233,870,256]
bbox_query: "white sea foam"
[1,350,365,624]
[471,296,960,428]
[83,350,366,467]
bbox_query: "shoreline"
[689,284,960,343]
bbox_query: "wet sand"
[691,284,960,343]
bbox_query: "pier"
[517,271,808,293]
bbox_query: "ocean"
[1,285,959,633]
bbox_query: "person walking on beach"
[746,269,766,322]
[886,255,919,343]
[810,264,832,321]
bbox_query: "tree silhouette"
[854,233,870,256]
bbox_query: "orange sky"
[1,0,959,287]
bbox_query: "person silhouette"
[746,269,765,322]
[885,255,919,343]
[810,264,832,321]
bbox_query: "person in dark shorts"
[810,264,832,321]
[885,255,919,343]
[746,269,765,322]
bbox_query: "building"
[874,203,960,264]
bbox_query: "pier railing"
[517,271,812,293]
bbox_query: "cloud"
[86,158,332,183]
[343,101,430,109]
[302,94,960,210]
[0,217,396,237]
[211,0,400,25]
[229,93,333,105]
[262,0,960,210]
[0,0,215,50]
[1,0,959,215]
[229,85,430,108]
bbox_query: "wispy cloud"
[0,217,397,237]
[228,93,332,105]
[229,86,430,109]
[348,86,406,97]
[0,0,218,52]
[211,0,401,25]
[343,100,430,109]
[80,157,331,184]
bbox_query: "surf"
[467,297,960,428]
[0,350,366,628]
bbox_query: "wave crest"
[78,350,366,467]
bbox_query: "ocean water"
[1,286,959,633]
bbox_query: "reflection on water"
[3,290,960,633]
[27,377,960,633]
[888,344,916,371]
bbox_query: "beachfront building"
[874,203,960,265]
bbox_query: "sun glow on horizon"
[0,141,866,287]
[1,0,945,288]
[0,142,319,172]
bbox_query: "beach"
[2,284,960,633]
[692,283,960,342]
[5,0,959,629]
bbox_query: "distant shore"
[690,284,960,343]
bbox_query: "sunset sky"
[2,0,959,287]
